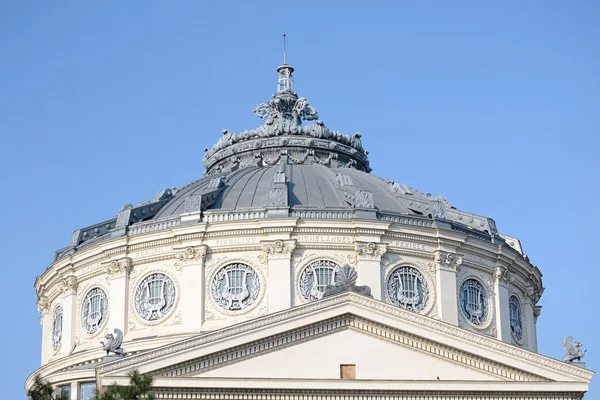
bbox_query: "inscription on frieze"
[384,240,426,251]
[133,246,174,259]
[214,237,257,246]
[296,235,353,244]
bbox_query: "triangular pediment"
[98,293,593,388]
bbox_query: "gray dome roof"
[155,164,412,218]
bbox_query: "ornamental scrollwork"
[354,242,387,260]
[36,297,50,314]
[354,190,374,208]
[322,266,372,298]
[261,239,296,258]
[103,258,131,277]
[174,245,207,265]
[526,286,542,304]
[494,266,512,287]
[60,276,78,295]
[434,251,463,271]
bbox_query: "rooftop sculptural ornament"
[322,266,373,299]
[563,336,586,363]
[101,328,127,357]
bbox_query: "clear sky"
[1,1,599,398]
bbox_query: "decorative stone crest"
[322,266,372,299]
[268,187,288,206]
[211,263,261,311]
[261,239,296,258]
[60,276,78,295]
[354,190,374,208]
[174,246,207,265]
[526,286,541,304]
[434,251,463,271]
[183,195,202,213]
[354,242,387,260]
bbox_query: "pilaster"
[354,242,387,300]
[102,258,131,334]
[524,286,541,351]
[175,245,207,331]
[59,275,78,359]
[433,250,462,325]
[493,266,512,342]
[261,240,296,312]
[37,296,51,364]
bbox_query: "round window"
[51,305,63,350]
[299,260,341,301]
[81,287,108,334]
[211,263,261,310]
[134,273,176,321]
[386,266,429,312]
[459,279,488,325]
[509,295,524,342]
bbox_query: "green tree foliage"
[95,369,155,400]
[27,375,68,400]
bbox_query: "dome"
[55,71,498,260]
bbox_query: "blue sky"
[1,1,599,398]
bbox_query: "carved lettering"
[214,237,257,246]
[133,246,174,259]
[297,235,353,244]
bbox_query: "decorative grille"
[459,278,488,325]
[299,260,341,301]
[135,273,176,321]
[386,266,429,312]
[211,263,261,310]
[51,305,63,350]
[81,287,108,334]
[509,295,524,341]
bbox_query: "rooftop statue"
[101,328,128,357]
[563,336,586,363]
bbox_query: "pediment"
[98,293,593,386]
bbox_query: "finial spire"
[283,33,287,65]
[277,33,294,92]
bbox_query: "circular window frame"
[209,261,264,314]
[132,271,179,324]
[80,286,109,335]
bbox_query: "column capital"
[174,245,208,265]
[354,241,387,261]
[434,250,462,272]
[261,239,296,259]
[36,296,50,315]
[102,257,132,279]
[60,275,78,295]
[494,266,513,288]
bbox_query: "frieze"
[80,262,101,274]
[384,239,427,251]
[214,237,258,246]
[132,246,174,259]
[462,253,495,267]
[296,235,353,244]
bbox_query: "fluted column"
[261,240,296,313]
[434,251,462,325]
[174,245,207,331]
[59,275,78,359]
[102,258,131,334]
[493,266,512,342]
[354,242,387,300]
